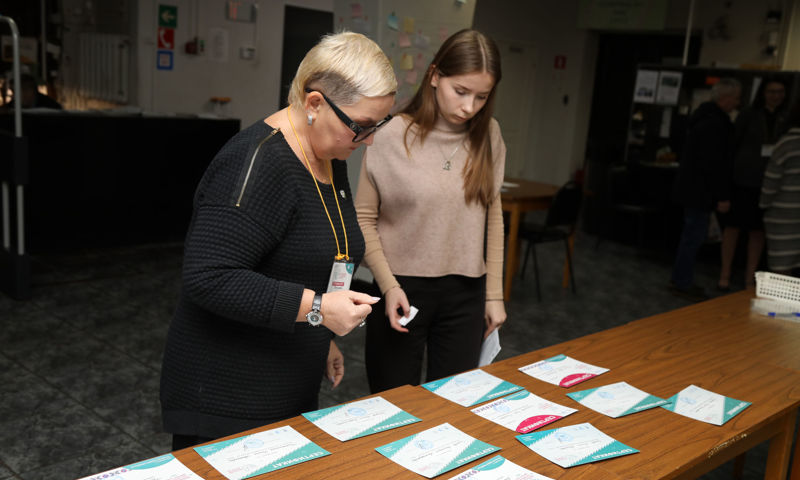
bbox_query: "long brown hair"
[401,29,502,207]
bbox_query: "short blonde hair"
[288,31,396,107]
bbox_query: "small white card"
[447,455,554,480]
[661,384,751,425]
[519,354,609,388]
[516,422,638,468]
[302,396,420,441]
[77,454,203,480]
[471,389,577,433]
[422,369,523,407]
[398,306,419,326]
[375,423,500,478]
[479,329,501,366]
[567,381,669,418]
[194,426,329,480]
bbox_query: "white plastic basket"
[754,271,800,308]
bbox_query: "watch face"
[306,311,323,326]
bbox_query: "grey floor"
[0,229,778,479]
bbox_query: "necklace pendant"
[443,160,451,171]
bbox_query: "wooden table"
[164,290,800,479]
[500,178,560,301]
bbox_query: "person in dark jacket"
[718,78,788,290]
[670,77,741,300]
[159,32,396,451]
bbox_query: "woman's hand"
[320,290,379,336]
[484,300,506,339]
[326,340,344,388]
[385,286,411,333]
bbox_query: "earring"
[307,114,314,125]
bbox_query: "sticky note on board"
[415,53,427,70]
[351,3,363,17]
[387,12,399,30]
[404,70,418,85]
[398,32,411,47]
[414,32,430,48]
[400,53,414,70]
[438,26,449,42]
[403,17,415,33]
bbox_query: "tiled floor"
[0,231,779,479]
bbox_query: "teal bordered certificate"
[376,423,500,478]
[422,369,523,407]
[77,453,203,480]
[661,384,751,425]
[567,381,669,418]
[303,395,421,441]
[195,426,330,479]
[516,422,638,468]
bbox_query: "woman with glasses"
[160,32,396,450]
[355,29,506,393]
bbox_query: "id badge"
[761,144,774,157]
[327,259,354,292]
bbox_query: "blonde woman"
[160,32,396,449]
[356,29,506,393]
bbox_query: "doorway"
[279,6,334,109]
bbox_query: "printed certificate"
[375,423,499,478]
[422,369,523,407]
[302,396,421,441]
[77,454,202,480]
[661,384,751,425]
[567,381,669,418]
[446,455,554,480]
[516,422,638,468]
[194,426,330,480]
[519,354,608,387]
[471,389,577,433]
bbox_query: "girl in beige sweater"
[355,29,507,393]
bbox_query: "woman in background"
[356,29,506,393]
[160,32,396,450]
[718,78,788,289]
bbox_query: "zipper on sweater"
[236,128,280,207]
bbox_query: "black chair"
[519,181,583,301]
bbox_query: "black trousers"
[365,275,486,394]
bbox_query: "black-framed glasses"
[305,88,392,142]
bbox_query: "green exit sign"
[158,5,177,28]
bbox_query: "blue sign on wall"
[157,50,174,70]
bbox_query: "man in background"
[1,73,62,109]
[670,77,741,301]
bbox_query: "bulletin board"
[334,0,475,112]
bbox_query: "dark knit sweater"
[160,120,364,439]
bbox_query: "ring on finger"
[358,316,366,327]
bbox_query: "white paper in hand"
[479,329,501,366]
[398,306,419,326]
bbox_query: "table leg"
[504,204,522,302]
[765,408,797,479]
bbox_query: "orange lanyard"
[287,108,349,260]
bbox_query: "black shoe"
[668,283,708,302]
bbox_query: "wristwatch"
[306,293,323,326]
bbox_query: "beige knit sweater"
[355,114,506,300]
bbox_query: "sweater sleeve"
[485,194,504,300]
[355,149,401,294]
[485,118,506,301]
[760,138,789,209]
